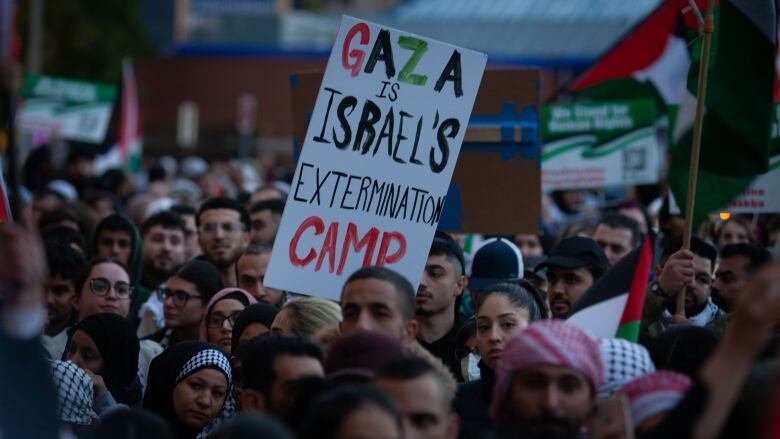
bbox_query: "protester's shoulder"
[143,327,166,343]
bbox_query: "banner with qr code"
[16,75,118,144]
[540,100,660,190]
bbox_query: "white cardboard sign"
[265,16,487,300]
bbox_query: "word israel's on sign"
[265,16,487,300]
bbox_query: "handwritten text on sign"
[265,16,487,300]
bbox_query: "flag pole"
[676,0,715,316]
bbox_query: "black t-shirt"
[417,315,464,381]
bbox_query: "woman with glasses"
[146,260,223,350]
[64,312,142,408]
[73,257,134,322]
[200,288,257,354]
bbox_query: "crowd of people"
[1,149,780,439]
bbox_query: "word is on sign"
[265,16,487,300]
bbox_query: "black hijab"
[66,313,141,405]
[230,303,279,353]
[143,341,233,439]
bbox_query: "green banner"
[540,100,659,190]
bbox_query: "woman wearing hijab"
[200,288,257,354]
[143,341,234,439]
[230,303,279,353]
[64,312,142,408]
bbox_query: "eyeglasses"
[207,312,241,328]
[160,288,202,307]
[199,222,244,236]
[89,278,133,298]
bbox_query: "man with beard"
[711,243,771,313]
[248,199,285,245]
[41,243,86,360]
[642,236,725,337]
[340,266,419,346]
[197,197,251,287]
[236,244,286,308]
[140,211,187,292]
[136,211,188,336]
[592,213,642,267]
[490,320,603,439]
[416,232,468,380]
[535,237,609,319]
[43,243,85,337]
[171,205,201,259]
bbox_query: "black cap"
[523,255,547,281]
[432,230,466,275]
[535,236,608,277]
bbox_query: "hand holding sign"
[266,16,487,300]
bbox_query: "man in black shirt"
[416,231,468,381]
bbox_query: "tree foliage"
[16,0,154,83]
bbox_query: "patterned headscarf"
[599,338,655,397]
[50,360,97,426]
[143,341,234,439]
[491,320,603,424]
[618,371,692,427]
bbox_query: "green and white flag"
[669,0,776,227]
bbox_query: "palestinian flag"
[118,57,143,174]
[567,0,690,111]
[566,235,653,342]
[669,0,776,228]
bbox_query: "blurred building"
[136,0,661,159]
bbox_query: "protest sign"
[726,156,780,213]
[266,16,487,299]
[727,104,780,213]
[16,75,117,144]
[291,68,542,236]
[541,100,660,190]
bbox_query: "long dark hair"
[475,280,544,321]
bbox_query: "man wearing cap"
[490,320,603,439]
[536,236,609,319]
[416,232,468,381]
[523,255,548,299]
[464,237,524,319]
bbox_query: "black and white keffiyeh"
[175,349,232,384]
[143,341,234,439]
[599,338,656,397]
[50,360,97,425]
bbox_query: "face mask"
[461,352,481,382]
